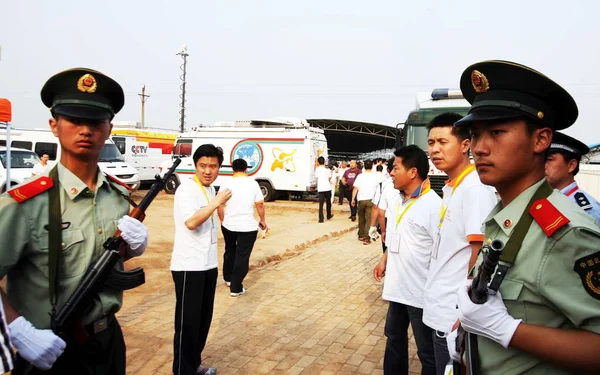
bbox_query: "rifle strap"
[48,166,62,319]
[469,180,554,375]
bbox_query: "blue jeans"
[384,302,436,375]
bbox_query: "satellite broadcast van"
[397,88,471,193]
[163,118,328,201]
[110,122,178,184]
[0,128,141,190]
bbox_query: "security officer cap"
[454,60,578,130]
[41,68,124,121]
[549,132,589,156]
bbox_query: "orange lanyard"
[194,176,214,225]
[396,185,430,228]
[439,164,476,227]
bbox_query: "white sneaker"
[230,288,246,297]
[225,282,231,287]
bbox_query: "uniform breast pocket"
[499,278,527,323]
[38,229,87,279]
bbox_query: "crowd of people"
[0,60,599,375]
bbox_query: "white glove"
[9,316,66,370]
[368,226,379,240]
[456,281,522,348]
[446,329,461,363]
[118,216,148,257]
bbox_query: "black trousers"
[345,190,357,217]
[318,191,332,221]
[13,316,126,375]
[172,269,217,375]
[221,226,258,293]
[338,181,346,204]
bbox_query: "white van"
[0,146,40,192]
[0,128,140,191]
[110,123,177,184]
[163,118,329,201]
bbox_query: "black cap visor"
[52,104,113,121]
[454,108,526,128]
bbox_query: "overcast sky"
[2,0,599,144]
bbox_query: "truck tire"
[164,175,180,195]
[258,181,275,202]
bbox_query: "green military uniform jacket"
[0,163,130,329]
[472,179,600,374]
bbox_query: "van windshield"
[100,143,125,162]
[0,150,41,169]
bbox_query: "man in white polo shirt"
[352,159,379,244]
[218,158,268,297]
[315,156,334,223]
[373,145,440,375]
[171,144,232,375]
[421,113,497,374]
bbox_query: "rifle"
[450,239,504,375]
[51,157,181,337]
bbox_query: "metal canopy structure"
[307,119,397,157]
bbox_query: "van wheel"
[164,175,180,194]
[258,181,275,202]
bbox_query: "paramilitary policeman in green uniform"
[0,68,149,374]
[452,61,600,374]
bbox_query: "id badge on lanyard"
[195,176,217,244]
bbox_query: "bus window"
[12,141,32,150]
[173,139,193,157]
[112,137,126,154]
[34,142,58,160]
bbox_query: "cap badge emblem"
[471,70,489,93]
[77,74,97,93]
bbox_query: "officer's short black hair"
[426,113,470,142]
[193,144,224,166]
[364,160,373,170]
[394,145,429,180]
[232,158,248,172]
[387,157,395,172]
[376,165,383,172]
[317,156,325,165]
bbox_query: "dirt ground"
[122,190,359,310]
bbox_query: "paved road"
[120,229,422,374]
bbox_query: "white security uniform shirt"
[422,171,497,332]
[171,177,218,271]
[383,182,441,308]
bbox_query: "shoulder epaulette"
[7,177,54,203]
[105,174,132,193]
[574,192,593,211]
[529,198,570,237]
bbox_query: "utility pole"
[176,45,189,133]
[138,85,150,129]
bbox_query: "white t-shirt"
[383,187,441,308]
[337,167,348,180]
[171,177,218,271]
[220,176,264,232]
[315,165,332,192]
[353,171,379,201]
[32,162,49,175]
[422,171,498,332]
